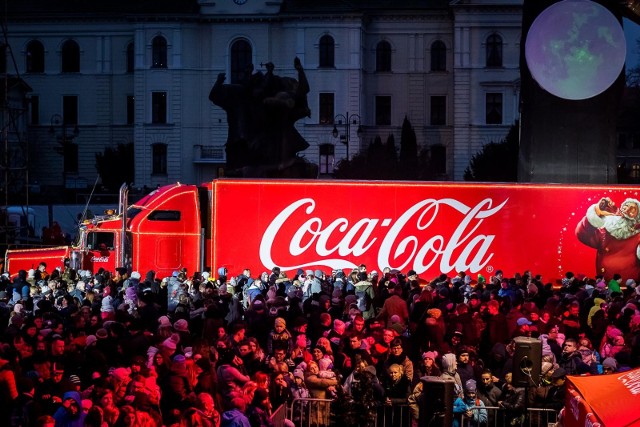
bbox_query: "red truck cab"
[5,183,205,279]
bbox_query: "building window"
[152,92,167,124]
[319,35,335,68]
[63,96,78,125]
[64,143,79,174]
[430,96,446,126]
[430,144,446,175]
[430,40,446,72]
[319,143,335,174]
[152,143,167,175]
[26,40,45,73]
[376,41,392,72]
[61,40,80,73]
[319,93,335,125]
[30,96,39,125]
[126,42,134,73]
[126,95,135,125]
[618,133,628,149]
[486,93,503,125]
[632,164,640,179]
[486,34,503,67]
[230,39,252,84]
[152,36,167,69]
[375,96,391,126]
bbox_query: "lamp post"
[332,112,362,161]
[50,114,79,187]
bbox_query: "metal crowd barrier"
[453,406,558,427]
[288,398,558,427]
[270,403,288,427]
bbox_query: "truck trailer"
[5,179,640,283]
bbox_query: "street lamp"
[50,114,80,186]
[332,112,362,161]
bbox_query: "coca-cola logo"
[91,256,109,263]
[619,369,640,395]
[259,197,508,274]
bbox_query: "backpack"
[355,285,372,312]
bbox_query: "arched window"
[376,41,392,72]
[26,40,45,73]
[152,36,167,68]
[486,34,503,67]
[319,35,335,68]
[61,40,80,73]
[430,40,446,72]
[230,39,252,84]
[126,42,134,73]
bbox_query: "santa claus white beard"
[603,215,640,240]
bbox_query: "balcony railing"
[193,144,226,163]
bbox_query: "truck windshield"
[86,232,115,250]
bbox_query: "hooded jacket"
[221,408,251,427]
[53,391,85,427]
[440,353,463,398]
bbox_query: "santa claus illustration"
[575,197,640,280]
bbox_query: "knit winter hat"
[95,328,108,340]
[173,319,189,332]
[274,317,286,328]
[162,333,180,351]
[111,367,131,382]
[423,351,438,361]
[602,357,618,370]
[158,316,172,328]
[465,379,477,393]
[333,319,346,335]
[541,362,554,376]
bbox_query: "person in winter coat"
[304,361,337,426]
[354,272,376,320]
[498,372,526,426]
[220,396,251,427]
[384,338,414,383]
[383,364,410,405]
[440,352,464,399]
[217,351,251,411]
[266,317,293,355]
[376,284,409,327]
[453,379,487,427]
[246,388,273,427]
[53,391,86,427]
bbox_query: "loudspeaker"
[418,376,454,427]
[513,336,542,386]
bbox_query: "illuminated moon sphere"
[525,0,626,100]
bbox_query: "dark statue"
[209,57,316,178]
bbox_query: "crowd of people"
[0,261,639,427]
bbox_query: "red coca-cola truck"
[5,179,640,282]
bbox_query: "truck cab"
[5,183,205,279]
